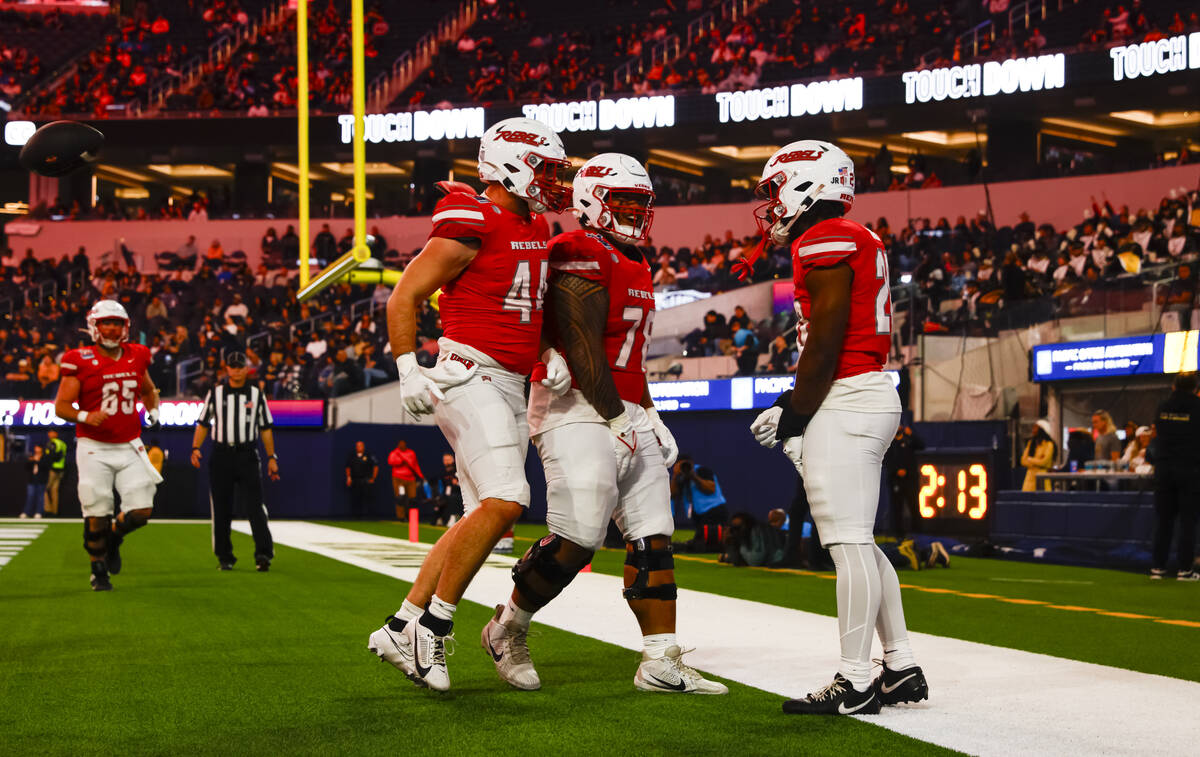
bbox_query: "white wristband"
[396,352,419,376]
[76,410,89,423]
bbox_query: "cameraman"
[721,511,787,567]
[671,453,728,550]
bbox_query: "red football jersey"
[791,217,891,380]
[429,190,551,375]
[59,343,151,444]
[546,230,655,404]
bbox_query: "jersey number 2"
[101,379,139,415]
[504,260,549,324]
[874,248,892,334]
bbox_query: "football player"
[367,117,573,691]
[480,153,726,694]
[747,141,928,714]
[54,301,162,591]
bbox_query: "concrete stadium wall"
[10,165,1198,265]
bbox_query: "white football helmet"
[86,300,130,348]
[755,140,855,245]
[572,153,655,245]
[477,117,571,214]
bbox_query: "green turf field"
[1,520,1196,756]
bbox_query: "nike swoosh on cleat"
[647,674,687,692]
[880,673,918,695]
[415,659,432,678]
[384,629,412,661]
[487,640,503,663]
[838,694,876,714]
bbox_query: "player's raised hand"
[539,348,572,396]
[607,411,638,479]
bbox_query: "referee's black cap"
[224,351,248,368]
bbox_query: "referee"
[190,351,280,572]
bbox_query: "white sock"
[499,599,534,631]
[830,543,882,692]
[395,599,422,623]
[872,545,917,671]
[642,633,677,659]
[428,594,457,622]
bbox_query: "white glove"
[645,406,678,467]
[750,406,782,448]
[540,348,572,396]
[397,352,443,416]
[146,407,161,428]
[607,411,638,480]
[783,435,804,472]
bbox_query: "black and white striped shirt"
[199,382,273,445]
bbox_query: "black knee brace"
[511,533,594,609]
[115,509,151,536]
[115,508,152,539]
[84,517,112,558]
[623,536,677,601]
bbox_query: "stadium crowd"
[1,183,1195,397]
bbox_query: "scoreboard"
[913,451,992,537]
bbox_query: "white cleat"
[367,616,424,687]
[634,645,728,695]
[406,616,453,692]
[481,605,541,691]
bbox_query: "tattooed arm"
[550,272,623,420]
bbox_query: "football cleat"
[218,561,235,571]
[872,663,929,705]
[783,673,881,715]
[90,562,113,592]
[107,532,124,575]
[255,559,270,572]
[405,616,453,692]
[634,646,728,695]
[368,616,423,686]
[1150,568,1167,580]
[1177,570,1199,582]
[481,605,540,690]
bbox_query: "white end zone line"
[0,523,47,569]
[240,521,1200,757]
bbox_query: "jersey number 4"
[101,379,139,415]
[504,260,549,324]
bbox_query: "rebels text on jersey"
[429,191,551,375]
[546,230,655,403]
[791,217,891,380]
[60,343,152,444]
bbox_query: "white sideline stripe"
[432,209,485,224]
[241,521,1200,757]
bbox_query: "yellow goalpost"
[296,0,376,302]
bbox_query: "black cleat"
[255,559,270,572]
[783,673,880,715]
[90,562,113,592]
[1178,570,1199,582]
[873,664,929,705]
[218,561,235,571]
[107,532,124,575]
